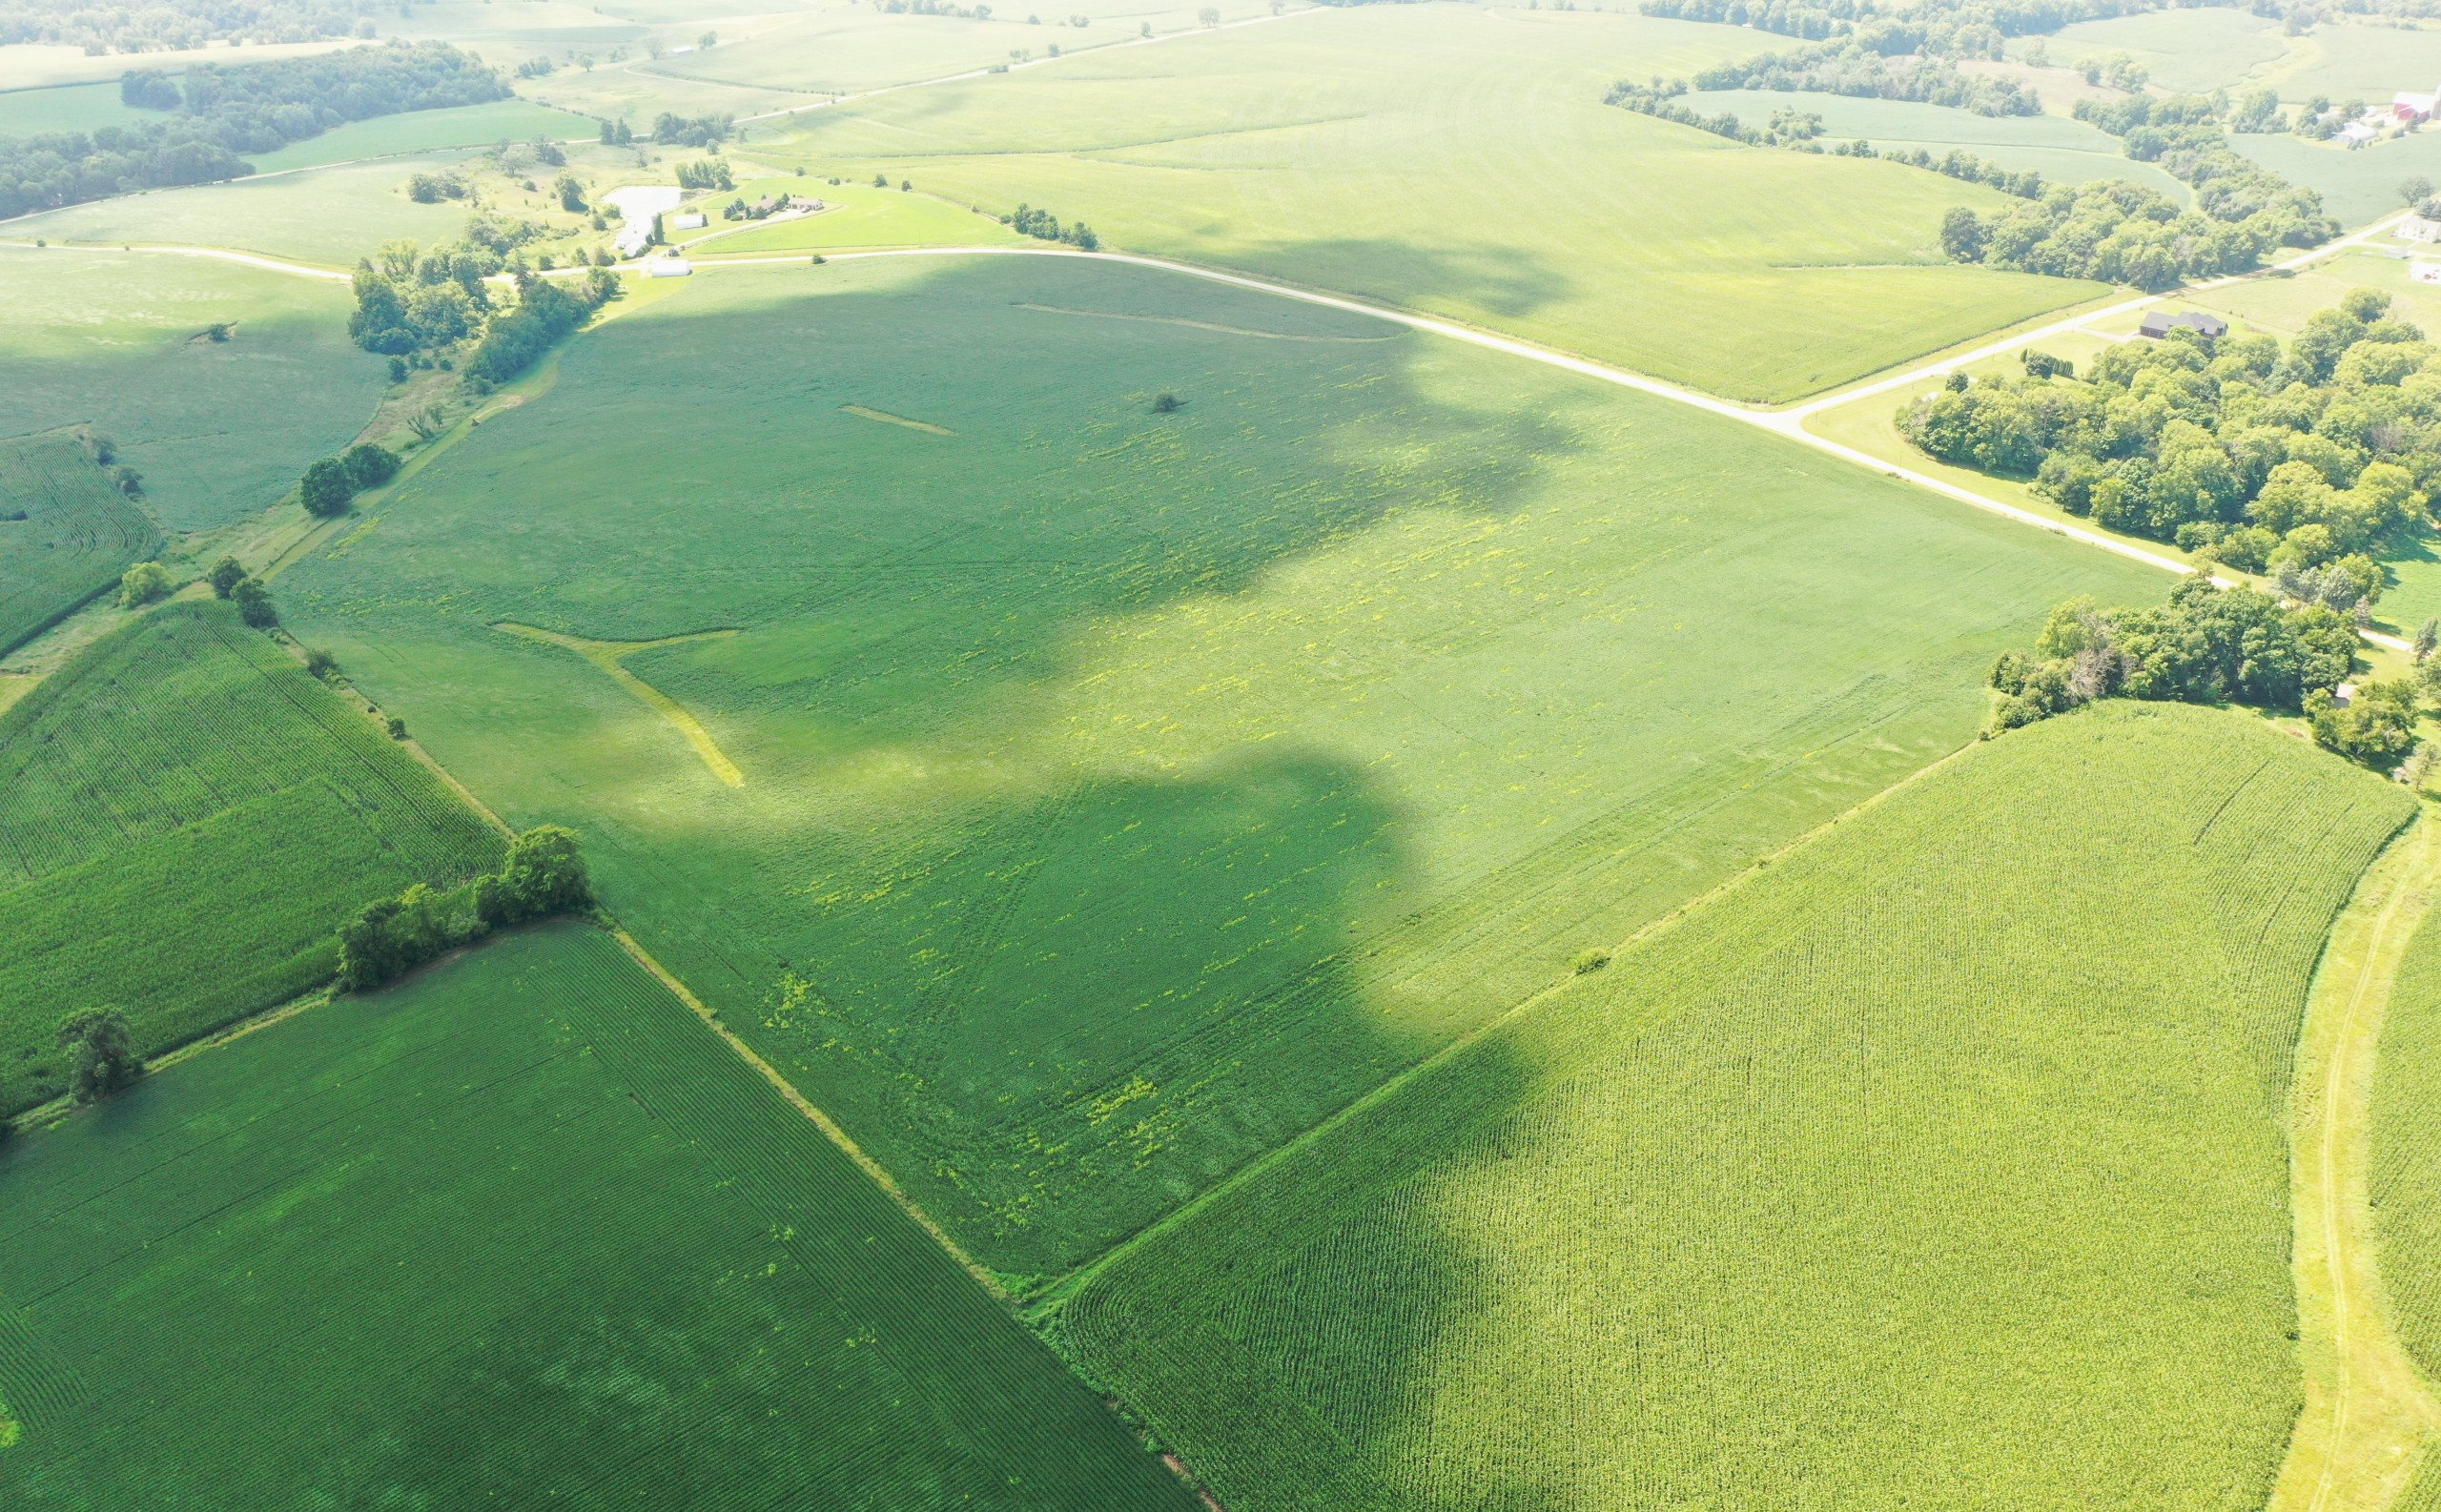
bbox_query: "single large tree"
[56,1009,141,1104]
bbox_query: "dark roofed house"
[2139,310,2229,339]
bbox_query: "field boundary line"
[1034,716,2008,1307]
[2270,808,2441,1512]
[603,926,1013,1302]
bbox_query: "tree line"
[1605,81,2046,194]
[1007,202,1099,249]
[338,827,593,991]
[1990,582,2434,774]
[0,42,504,219]
[0,0,376,51]
[1900,289,2436,590]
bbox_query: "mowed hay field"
[764,4,2104,401]
[0,600,501,1114]
[1064,703,2416,1512]
[0,433,160,656]
[282,255,2165,1281]
[0,251,384,532]
[0,925,1199,1511]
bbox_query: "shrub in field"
[207,555,247,598]
[116,560,170,608]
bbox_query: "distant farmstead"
[2138,310,2228,340]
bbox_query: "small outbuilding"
[646,256,693,277]
[2339,120,2380,147]
[2138,310,2228,340]
[670,212,708,231]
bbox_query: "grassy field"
[2020,6,2290,94]
[239,98,600,174]
[1063,701,2414,1512]
[0,82,149,137]
[679,176,1027,253]
[2229,133,2441,228]
[758,3,2104,401]
[280,254,2166,1283]
[2370,890,2441,1392]
[0,250,383,533]
[0,39,355,92]
[0,924,1199,1511]
[1677,90,2188,199]
[0,599,501,1114]
[0,433,159,657]
[15,151,483,266]
[2270,22,2441,106]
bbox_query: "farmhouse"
[613,224,652,258]
[2138,310,2228,339]
[2403,215,2441,243]
[2339,120,2379,147]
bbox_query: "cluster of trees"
[1644,0,2177,49]
[1902,291,2440,582]
[1677,42,2041,114]
[0,42,503,218]
[338,827,592,991]
[206,554,277,626]
[1007,202,1099,249]
[464,271,618,384]
[1938,177,2317,290]
[649,112,731,147]
[2073,92,2334,236]
[298,441,399,518]
[0,0,376,51]
[675,156,733,191]
[1988,581,2360,731]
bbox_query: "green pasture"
[1066,701,2412,1512]
[1677,90,2187,199]
[0,82,150,138]
[0,40,354,92]
[2371,897,2441,1391]
[2016,5,2290,95]
[0,250,381,532]
[281,254,2165,1283]
[2269,22,2441,106]
[679,176,1026,253]
[0,599,502,1114]
[14,151,476,266]
[0,924,1198,1511]
[2230,132,2441,227]
[240,98,600,174]
[0,432,159,656]
[758,2,2103,401]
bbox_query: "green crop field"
[0,924,1198,1510]
[1063,702,2415,1512]
[758,3,2103,401]
[2023,6,2291,94]
[0,432,159,657]
[2371,895,2441,1388]
[1677,90,2189,199]
[0,250,382,532]
[0,599,501,1114]
[279,253,2164,1282]
[238,98,601,174]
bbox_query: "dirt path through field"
[2272,812,2441,1512]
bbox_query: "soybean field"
[2372,888,2441,1385]
[0,433,158,657]
[281,254,2165,1283]
[0,925,1198,1511]
[0,600,500,1114]
[1062,703,2414,1512]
